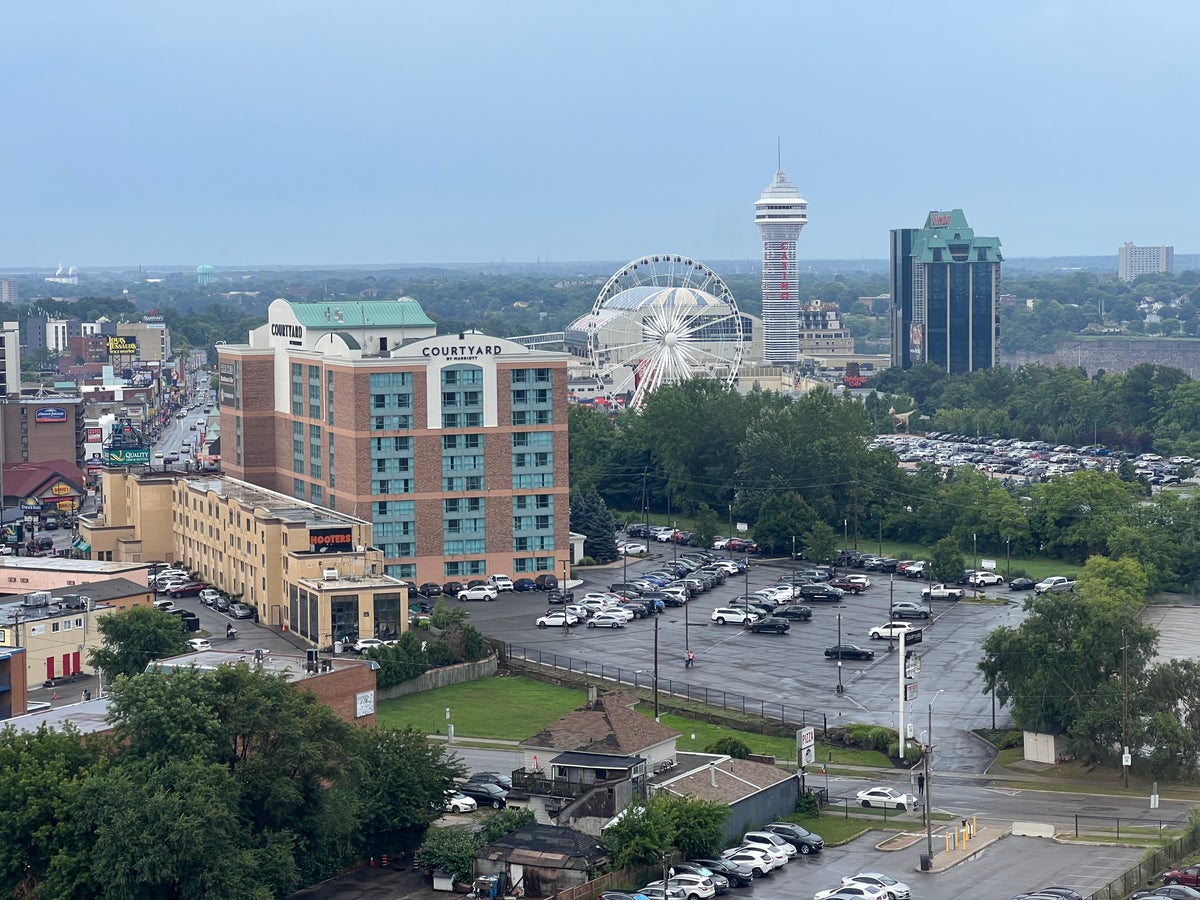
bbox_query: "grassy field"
[376,677,587,739]
[377,676,893,768]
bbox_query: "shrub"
[794,792,820,818]
[704,737,751,759]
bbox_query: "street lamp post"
[652,615,660,720]
[923,689,946,868]
[836,613,844,694]
[972,533,978,597]
[791,535,796,584]
[1006,539,1011,579]
[888,573,895,652]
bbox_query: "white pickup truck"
[1034,576,1076,594]
[921,583,965,601]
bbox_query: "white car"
[742,831,797,857]
[562,604,590,621]
[814,885,888,900]
[488,575,515,592]
[458,585,499,602]
[582,591,622,604]
[187,638,212,652]
[152,598,175,611]
[856,786,915,810]
[444,790,478,813]
[968,571,1005,586]
[619,542,648,556]
[646,876,716,900]
[587,611,627,629]
[711,607,759,626]
[845,574,872,589]
[840,873,912,900]
[582,597,620,615]
[868,621,922,641]
[537,612,578,628]
[720,846,781,876]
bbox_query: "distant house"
[510,688,680,833]
[474,823,606,898]
[654,753,799,840]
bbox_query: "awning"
[71,538,91,553]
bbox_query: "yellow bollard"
[972,815,978,837]
[944,832,952,852]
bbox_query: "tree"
[661,795,729,860]
[691,503,720,551]
[928,536,965,583]
[414,826,477,884]
[703,737,750,758]
[978,557,1157,759]
[367,631,430,689]
[354,727,465,857]
[601,795,676,868]
[802,521,839,565]
[570,487,619,563]
[88,605,189,681]
[752,492,816,555]
[0,724,100,896]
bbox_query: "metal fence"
[1074,814,1186,840]
[1085,826,1200,900]
[505,643,826,731]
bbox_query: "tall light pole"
[1006,539,1011,579]
[791,535,797,584]
[653,615,660,720]
[923,689,945,867]
[972,533,978,597]
[836,613,844,693]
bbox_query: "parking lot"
[457,551,1028,773]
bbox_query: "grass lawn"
[376,677,586,740]
[784,815,878,845]
[634,711,892,767]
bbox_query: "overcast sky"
[4,1,1197,267]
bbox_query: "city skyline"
[4,2,1198,267]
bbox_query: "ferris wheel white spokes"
[586,254,744,410]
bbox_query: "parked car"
[814,885,887,900]
[152,598,175,611]
[1162,866,1200,887]
[229,603,254,619]
[488,574,515,592]
[689,859,754,887]
[458,781,508,809]
[856,786,915,810]
[668,864,729,893]
[828,576,865,594]
[1012,889,1085,900]
[444,791,478,813]
[741,831,797,858]
[418,582,443,598]
[921,583,964,600]
[868,621,923,641]
[824,644,874,661]
[747,617,790,634]
[773,604,813,622]
[711,608,759,626]
[1008,577,1037,591]
[534,574,559,591]
[214,596,232,612]
[353,638,388,654]
[799,584,844,602]
[458,584,499,602]
[186,637,212,652]
[198,588,221,606]
[719,847,781,876]
[762,822,823,854]
[167,581,208,598]
[619,542,649,556]
[889,600,931,619]
[513,578,537,591]
[968,571,1005,586]
[587,611,627,629]
[1130,889,1200,900]
[840,873,911,899]
[546,589,575,604]
[537,611,579,628]
[442,581,466,597]
[639,886,686,900]
[644,877,715,900]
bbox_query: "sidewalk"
[927,823,1008,872]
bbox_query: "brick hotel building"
[217,298,570,585]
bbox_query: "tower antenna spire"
[777,137,781,171]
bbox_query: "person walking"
[685,650,695,669]
[917,772,925,795]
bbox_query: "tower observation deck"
[755,170,808,365]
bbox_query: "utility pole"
[1122,629,1130,789]
[836,613,844,693]
[653,615,660,721]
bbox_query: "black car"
[1009,577,1037,591]
[762,821,824,854]
[418,582,442,598]
[547,589,575,604]
[1129,889,1200,900]
[1012,890,1085,900]
[773,605,813,621]
[824,643,874,661]
[470,771,513,790]
[690,859,753,888]
[442,581,465,597]
[799,584,844,602]
[747,617,790,634]
[459,781,508,808]
[534,574,559,591]
[609,582,644,596]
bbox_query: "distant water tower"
[196,264,216,286]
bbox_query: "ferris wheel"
[585,254,744,410]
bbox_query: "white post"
[898,629,906,759]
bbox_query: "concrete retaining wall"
[377,657,498,701]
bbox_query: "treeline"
[0,666,464,898]
[872,361,1200,454]
[570,378,1200,591]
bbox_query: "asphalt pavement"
[461,551,1025,773]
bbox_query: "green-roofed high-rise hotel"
[890,209,1002,373]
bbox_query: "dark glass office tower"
[889,210,1001,373]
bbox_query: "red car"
[167,581,208,598]
[829,577,865,594]
[1162,865,1200,887]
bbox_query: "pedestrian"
[562,619,570,636]
[917,773,925,795]
[685,650,695,669]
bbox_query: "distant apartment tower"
[890,209,1002,374]
[755,169,808,365]
[0,280,17,304]
[1118,242,1174,281]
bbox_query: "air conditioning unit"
[322,567,338,581]
[23,591,51,608]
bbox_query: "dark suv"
[762,821,824,854]
[799,583,844,602]
[534,574,559,591]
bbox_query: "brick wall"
[299,660,377,727]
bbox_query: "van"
[182,442,192,453]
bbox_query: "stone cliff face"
[1002,338,1200,377]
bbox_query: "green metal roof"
[288,298,435,329]
[909,209,1002,264]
